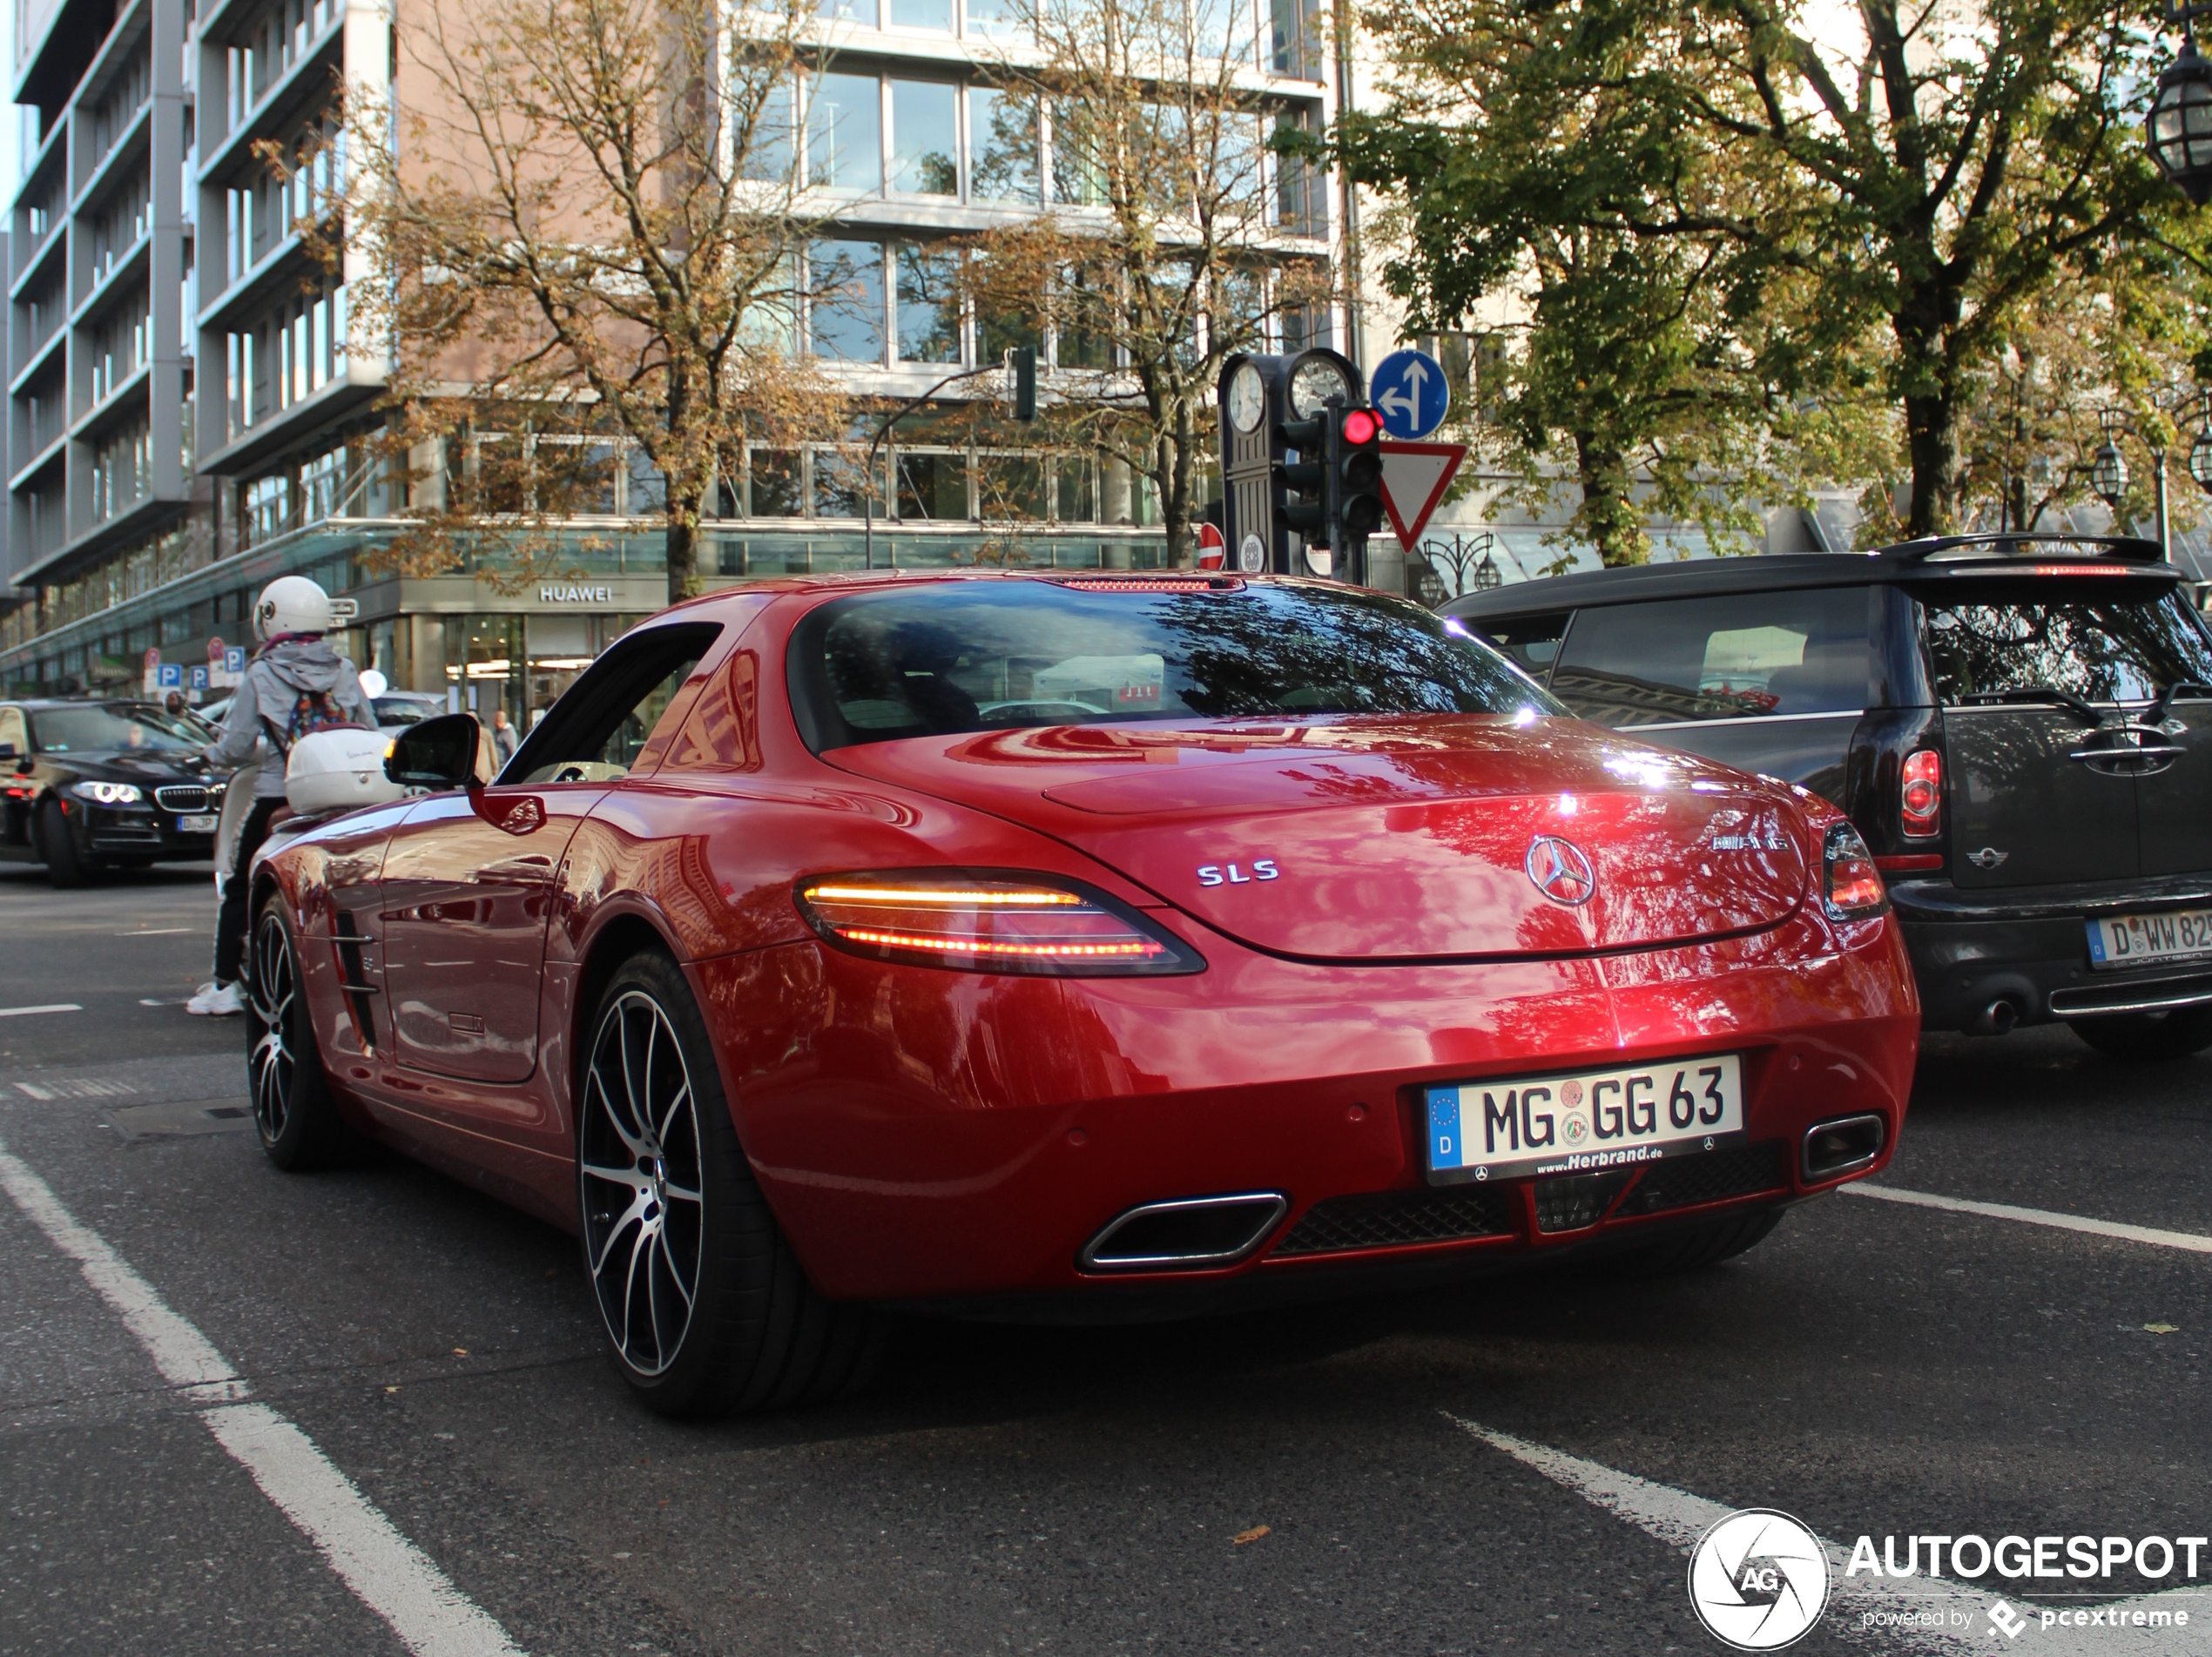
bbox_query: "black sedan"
[0,699,230,887]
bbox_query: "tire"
[2067,1005,2212,1061]
[1600,1208,1784,1278]
[578,951,890,1418]
[38,798,91,888]
[246,892,361,1169]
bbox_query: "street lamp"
[2092,412,2131,509]
[2151,17,2212,205]
[2190,394,2212,496]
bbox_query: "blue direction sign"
[1369,348,1450,440]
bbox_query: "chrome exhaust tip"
[1079,1192,1289,1271]
[1802,1113,1886,1182]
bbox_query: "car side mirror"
[384,713,489,791]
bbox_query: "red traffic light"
[1340,408,1380,446]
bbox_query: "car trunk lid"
[824,717,1813,961]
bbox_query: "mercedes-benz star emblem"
[1526,836,1596,906]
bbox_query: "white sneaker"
[185,980,245,1017]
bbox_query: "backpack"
[260,686,362,761]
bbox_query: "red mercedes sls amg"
[246,572,1919,1415]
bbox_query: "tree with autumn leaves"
[1332,0,2212,561]
[327,0,834,604]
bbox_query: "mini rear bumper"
[1892,874,2212,1030]
[697,906,1919,1309]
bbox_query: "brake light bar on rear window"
[1053,576,1244,593]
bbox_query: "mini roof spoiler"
[1879,533,2168,565]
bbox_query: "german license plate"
[178,813,218,833]
[2086,909,2212,970]
[1426,1054,1745,1185]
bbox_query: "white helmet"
[254,575,333,640]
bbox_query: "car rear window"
[1550,589,1871,727]
[29,704,206,753]
[1923,583,2212,704]
[790,578,1562,750]
[1466,611,1568,678]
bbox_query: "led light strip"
[805,885,1086,907]
[1055,577,1238,593]
[834,926,1163,959]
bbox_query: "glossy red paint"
[255,572,1920,1310]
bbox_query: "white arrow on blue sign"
[1368,348,1451,441]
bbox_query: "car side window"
[1466,612,1568,682]
[1551,589,1871,728]
[509,623,723,785]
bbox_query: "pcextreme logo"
[1688,1509,1831,1651]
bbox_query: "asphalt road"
[1,859,2207,1657]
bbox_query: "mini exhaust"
[1802,1114,1886,1182]
[1079,1192,1289,1271]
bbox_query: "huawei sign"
[1526,836,1597,906]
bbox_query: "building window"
[808,240,886,363]
[895,245,962,365]
[888,0,954,30]
[964,0,1027,37]
[807,73,882,192]
[300,447,346,522]
[889,80,960,195]
[969,88,1039,205]
[244,473,290,546]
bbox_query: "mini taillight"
[1823,824,1887,919]
[1900,749,1942,839]
[795,872,1205,976]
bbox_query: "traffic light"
[1277,408,1328,542]
[1332,404,1386,545]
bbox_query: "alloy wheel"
[581,989,705,1377]
[248,913,295,1144]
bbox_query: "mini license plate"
[2086,909,2212,970]
[178,813,219,833]
[1426,1054,1745,1185]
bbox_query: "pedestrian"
[490,707,519,765]
[185,576,371,1017]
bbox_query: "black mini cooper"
[0,699,227,887]
[1446,533,2212,1058]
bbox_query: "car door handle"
[478,853,558,882]
[2070,745,2184,762]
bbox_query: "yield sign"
[1378,441,1467,549]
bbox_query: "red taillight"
[1900,749,1941,839]
[795,872,1205,977]
[1823,824,1887,919]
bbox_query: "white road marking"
[115,927,194,936]
[1445,1414,2212,1654]
[14,1078,136,1100]
[0,1135,525,1656]
[1844,1182,2212,1255]
[0,1003,81,1018]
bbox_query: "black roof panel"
[1442,535,2178,621]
